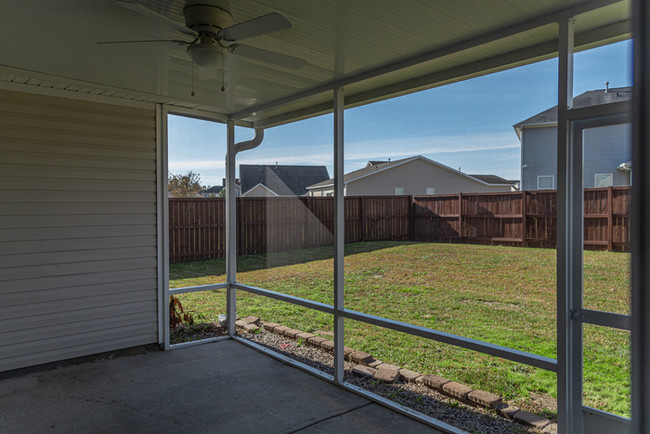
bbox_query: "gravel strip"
[171,323,546,433]
[244,329,544,434]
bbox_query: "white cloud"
[344,132,520,161]
[168,160,225,172]
[167,131,522,182]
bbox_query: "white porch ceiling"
[0,0,630,127]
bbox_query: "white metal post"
[557,17,583,434]
[631,0,650,432]
[333,87,345,383]
[157,105,171,350]
[226,120,237,336]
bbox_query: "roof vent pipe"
[605,81,609,93]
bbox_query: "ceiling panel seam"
[229,0,625,121]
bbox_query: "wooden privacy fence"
[169,187,630,263]
[169,196,410,263]
[412,186,630,251]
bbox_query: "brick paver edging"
[234,317,556,433]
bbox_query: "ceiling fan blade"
[98,39,191,45]
[231,45,306,69]
[219,13,290,41]
[114,0,196,37]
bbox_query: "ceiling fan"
[100,0,306,73]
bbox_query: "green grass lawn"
[170,241,631,417]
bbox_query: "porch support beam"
[631,0,650,432]
[333,87,345,384]
[556,17,583,434]
[226,120,237,337]
[157,104,171,350]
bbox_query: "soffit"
[0,0,630,127]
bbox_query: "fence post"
[607,186,614,251]
[522,190,528,247]
[458,192,463,242]
[408,195,414,241]
[359,196,365,242]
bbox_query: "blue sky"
[168,40,632,187]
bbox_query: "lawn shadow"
[170,240,416,280]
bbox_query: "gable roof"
[307,155,513,189]
[201,186,224,194]
[307,157,413,189]
[468,174,517,186]
[240,164,330,196]
[242,183,280,197]
[514,87,632,130]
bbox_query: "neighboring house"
[240,164,330,197]
[469,175,520,191]
[199,185,223,198]
[306,156,517,196]
[514,86,632,190]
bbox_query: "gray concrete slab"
[293,402,442,433]
[0,340,442,433]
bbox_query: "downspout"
[226,126,264,337]
[235,128,264,154]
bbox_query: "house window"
[537,175,554,190]
[595,173,613,187]
[394,187,405,195]
[425,187,436,195]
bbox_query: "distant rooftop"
[366,160,389,167]
[308,157,413,189]
[201,186,223,194]
[514,87,631,129]
[240,164,330,196]
[309,156,515,189]
[469,174,517,185]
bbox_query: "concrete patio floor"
[0,339,444,433]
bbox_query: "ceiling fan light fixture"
[187,43,221,68]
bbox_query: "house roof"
[242,183,280,197]
[240,164,330,196]
[308,156,513,189]
[201,186,224,194]
[514,87,632,129]
[308,157,412,189]
[468,174,518,186]
[0,1,631,129]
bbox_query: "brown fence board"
[168,187,630,263]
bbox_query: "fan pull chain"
[191,59,196,97]
[221,52,225,92]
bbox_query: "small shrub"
[170,295,194,328]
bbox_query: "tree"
[168,171,203,198]
[218,188,226,198]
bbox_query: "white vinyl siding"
[0,89,158,372]
[520,127,557,190]
[538,175,554,190]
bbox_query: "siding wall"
[346,159,512,196]
[521,126,558,191]
[521,123,632,190]
[583,123,632,187]
[0,89,159,372]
